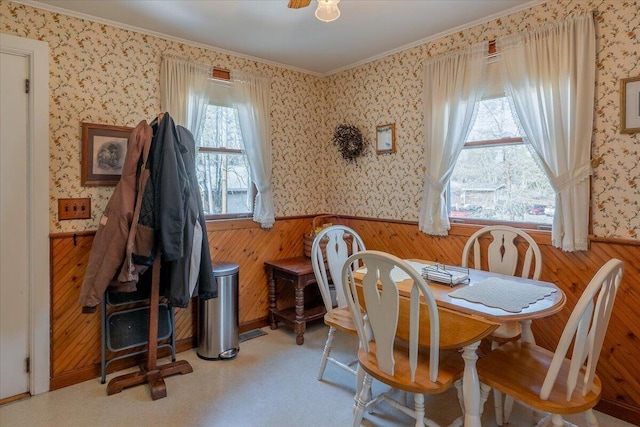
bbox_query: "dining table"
[353,259,566,427]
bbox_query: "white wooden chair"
[477,258,624,427]
[311,225,366,381]
[342,250,499,427]
[462,224,543,425]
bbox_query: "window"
[196,101,253,218]
[448,96,555,225]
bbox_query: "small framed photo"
[621,75,640,134]
[81,122,132,186]
[376,123,396,155]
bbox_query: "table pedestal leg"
[462,341,482,427]
[520,319,535,344]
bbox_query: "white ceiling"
[25,0,541,75]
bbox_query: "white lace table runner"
[448,277,557,313]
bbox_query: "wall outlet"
[58,198,91,220]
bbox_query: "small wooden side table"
[265,256,326,345]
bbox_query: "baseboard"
[164,319,270,353]
[240,316,269,333]
[50,365,99,391]
[0,392,30,406]
[595,398,640,425]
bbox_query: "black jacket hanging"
[160,125,216,306]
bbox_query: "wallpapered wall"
[1,0,332,233]
[1,0,639,240]
[324,0,640,240]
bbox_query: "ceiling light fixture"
[315,0,340,23]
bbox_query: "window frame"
[448,109,553,231]
[198,144,256,221]
[445,44,556,232]
[197,73,256,221]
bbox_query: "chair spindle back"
[541,258,623,401]
[342,250,440,382]
[311,225,365,316]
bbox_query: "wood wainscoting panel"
[49,217,314,389]
[50,234,98,379]
[50,235,198,389]
[48,217,640,424]
[173,300,196,344]
[205,217,312,325]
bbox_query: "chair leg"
[354,364,364,406]
[355,363,377,412]
[479,382,492,415]
[503,395,515,424]
[533,413,550,427]
[445,382,490,427]
[514,319,536,425]
[490,341,504,426]
[454,379,464,413]
[550,413,565,426]
[413,393,425,427]
[317,326,336,380]
[441,379,465,427]
[584,409,599,427]
[353,373,372,427]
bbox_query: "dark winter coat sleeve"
[151,114,189,262]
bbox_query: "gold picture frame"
[81,122,132,186]
[376,123,396,154]
[621,75,640,134]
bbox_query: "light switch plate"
[58,198,91,220]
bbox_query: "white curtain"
[232,71,275,228]
[160,56,211,141]
[498,12,595,251]
[419,43,488,235]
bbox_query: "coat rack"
[106,250,193,400]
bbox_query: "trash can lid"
[212,261,239,276]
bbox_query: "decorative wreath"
[333,124,364,163]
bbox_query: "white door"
[0,33,50,398]
[0,51,30,399]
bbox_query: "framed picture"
[621,75,640,134]
[81,122,132,186]
[376,123,396,154]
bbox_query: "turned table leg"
[294,279,306,345]
[462,341,482,427]
[267,266,278,330]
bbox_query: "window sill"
[448,221,552,246]
[205,217,260,232]
[449,217,551,231]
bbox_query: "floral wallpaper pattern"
[1,0,638,239]
[1,0,331,232]
[325,0,640,240]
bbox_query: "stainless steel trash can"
[197,262,239,360]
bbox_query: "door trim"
[0,33,50,395]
